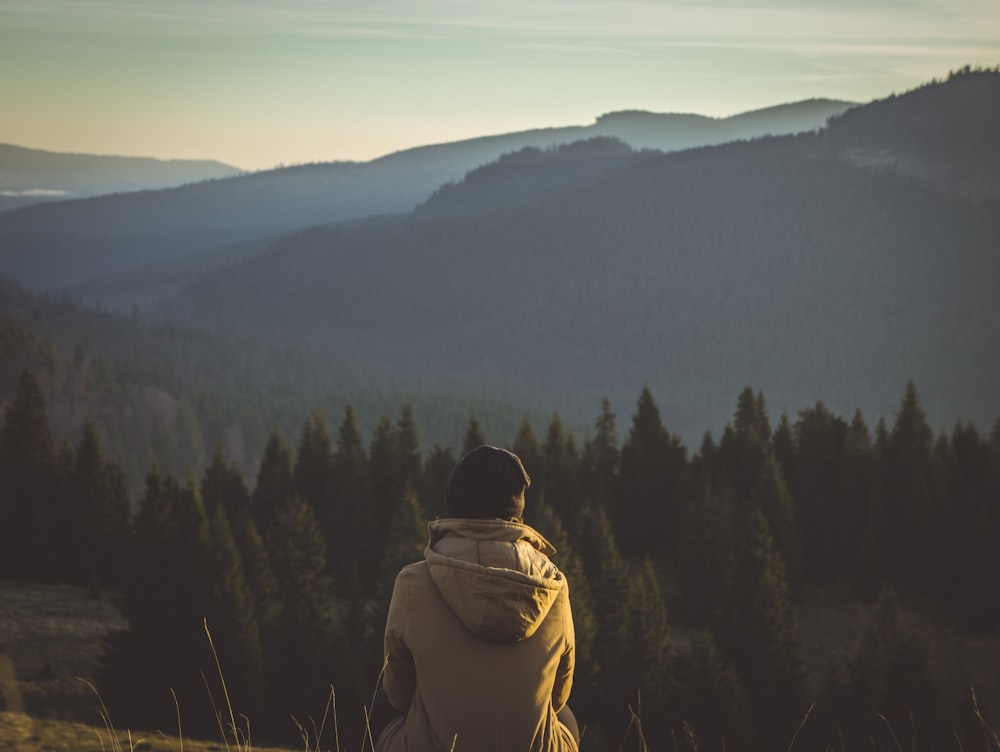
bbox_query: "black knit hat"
[445,445,531,521]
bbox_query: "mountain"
[155,70,1000,445]
[0,143,242,211]
[0,99,852,293]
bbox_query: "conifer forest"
[2,365,998,751]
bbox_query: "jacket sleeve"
[551,583,575,712]
[382,568,417,712]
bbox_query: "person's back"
[374,446,579,752]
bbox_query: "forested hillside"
[161,72,1000,445]
[2,367,998,751]
[0,277,553,493]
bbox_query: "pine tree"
[99,469,219,734]
[541,413,582,523]
[1,369,57,581]
[615,386,688,557]
[461,416,486,454]
[419,443,455,518]
[715,509,805,750]
[827,588,952,750]
[267,496,344,727]
[201,443,251,521]
[294,409,335,515]
[572,505,633,733]
[205,502,266,723]
[619,558,674,750]
[674,631,755,752]
[512,419,544,513]
[328,406,370,598]
[748,453,801,594]
[941,423,1000,628]
[251,431,295,535]
[364,413,403,587]
[845,410,884,601]
[365,489,428,676]
[885,382,938,586]
[71,419,130,590]
[717,387,771,505]
[676,487,738,625]
[580,396,619,511]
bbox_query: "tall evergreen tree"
[572,505,633,734]
[717,387,772,505]
[365,413,404,587]
[328,406,370,598]
[71,419,130,590]
[293,409,335,516]
[531,500,598,706]
[614,386,688,557]
[786,403,848,582]
[419,443,455,518]
[1,369,57,581]
[461,416,486,454]
[267,496,344,728]
[885,382,938,586]
[205,502,266,725]
[251,430,295,535]
[748,453,801,594]
[674,631,755,752]
[580,396,619,511]
[676,487,738,625]
[541,413,582,523]
[201,443,252,521]
[99,469,219,734]
[512,419,545,512]
[714,509,805,750]
[619,557,675,750]
[396,404,423,492]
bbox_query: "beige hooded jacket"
[376,517,577,752]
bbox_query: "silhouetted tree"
[1,369,57,581]
[580,396,619,511]
[461,416,485,454]
[71,418,130,590]
[267,496,343,730]
[884,382,938,586]
[293,409,335,517]
[674,630,755,752]
[541,413,582,522]
[615,386,688,557]
[251,430,295,535]
[715,509,805,749]
[419,443,455,518]
[201,443,251,521]
[328,405,369,597]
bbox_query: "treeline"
[2,369,999,750]
[0,280,550,493]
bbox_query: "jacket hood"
[424,518,565,643]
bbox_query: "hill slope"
[159,71,1000,443]
[0,99,852,293]
[0,143,242,211]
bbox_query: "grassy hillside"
[1,580,997,751]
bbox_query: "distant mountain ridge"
[0,143,243,211]
[0,98,853,292]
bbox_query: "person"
[371,445,579,752]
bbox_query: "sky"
[1,0,998,171]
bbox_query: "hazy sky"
[2,0,997,170]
